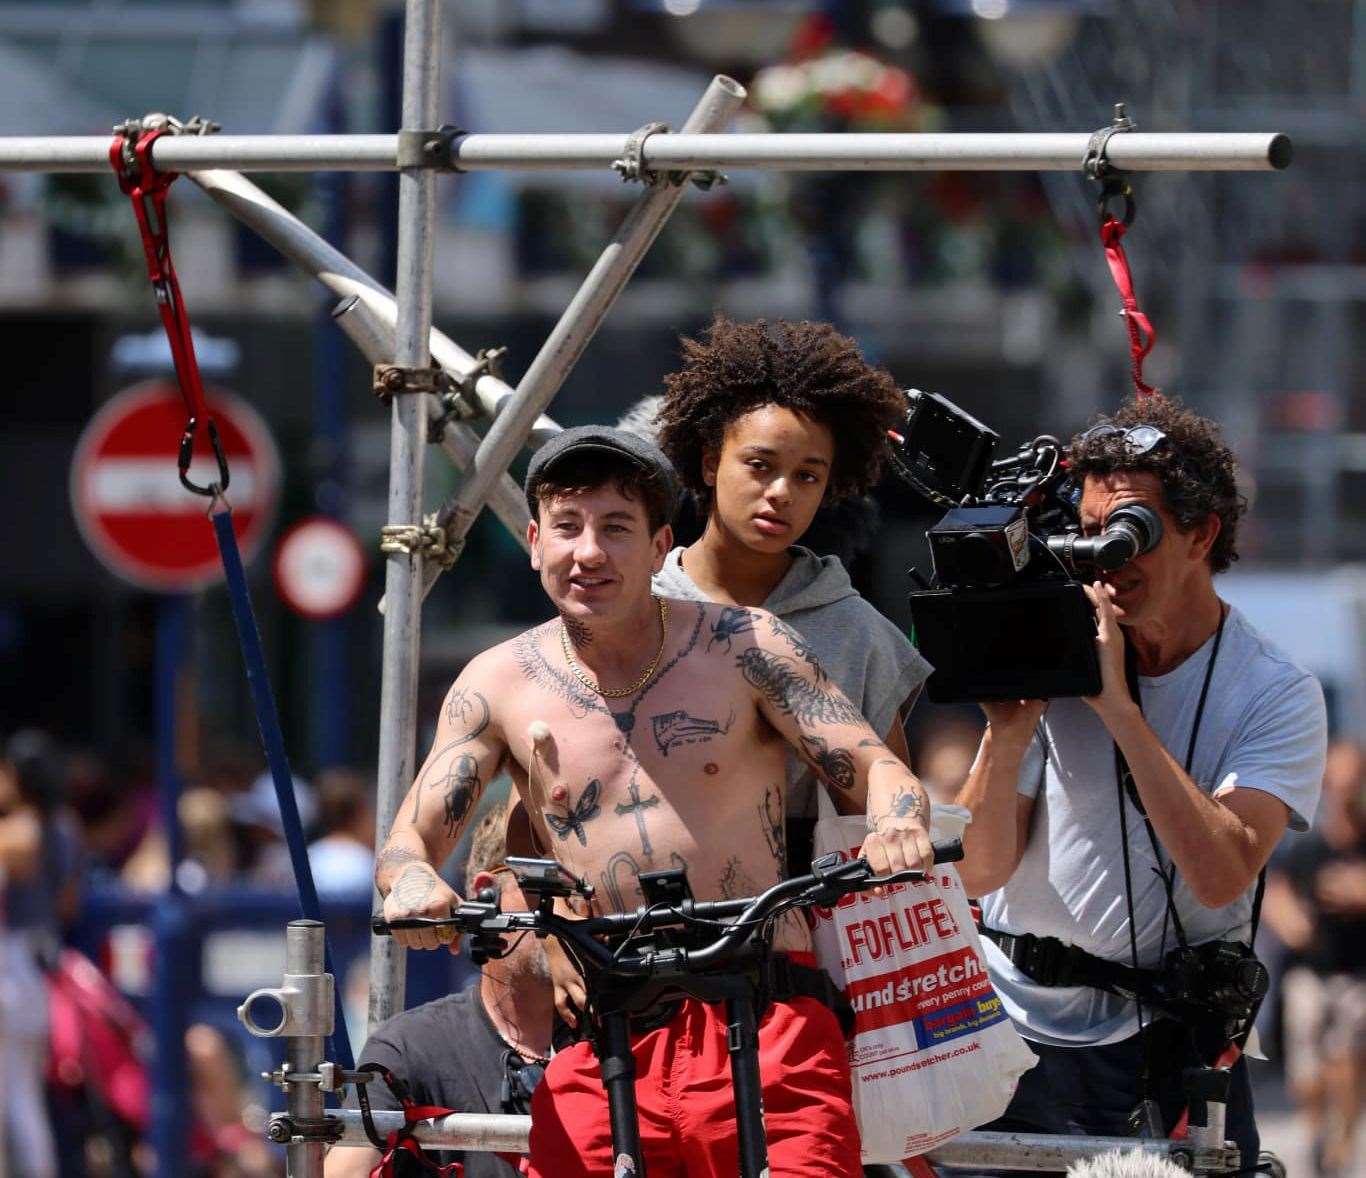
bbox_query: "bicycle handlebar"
[373,839,962,976]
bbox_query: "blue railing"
[71,884,473,1173]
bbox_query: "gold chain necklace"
[560,596,670,699]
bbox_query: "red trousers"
[527,979,861,1177]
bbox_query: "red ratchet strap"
[109,125,229,496]
[1168,1041,1242,1141]
[1098,212,1158,400]
[1084,103,1158,401]
[367,1080,463,1178]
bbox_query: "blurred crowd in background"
[3,717,1363,1175]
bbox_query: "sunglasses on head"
[1077,423,1168,458]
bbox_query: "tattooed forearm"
[560,613,593,648]
[707,606,756,652]
[737,647,866,728]
[800,734,856,791]
[377,845,424,873]
[767,615,828,684]
[443,687,491,741]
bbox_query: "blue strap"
[210,504,356,1072]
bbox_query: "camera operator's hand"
[544,935,588,1029]
[981,699,1047,745]
[382,863,463,954]
[1083,580,1134,723]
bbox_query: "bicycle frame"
[375,844,961,1177]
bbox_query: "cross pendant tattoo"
[614,782,660,856]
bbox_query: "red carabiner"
[109,125,230,496]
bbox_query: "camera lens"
[956,532,1009,582]
[1234,958,1270,1003]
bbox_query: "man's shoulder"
[364,988,482,1058]
[462,620,560,684]
[1220,608,1325,720]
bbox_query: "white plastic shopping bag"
[809,794,1036,1161]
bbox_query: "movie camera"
[889,390,1164,703]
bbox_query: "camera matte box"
[909,581,1102,703]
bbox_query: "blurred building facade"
[0,0,1362,763]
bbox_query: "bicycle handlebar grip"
[931,838,963,865]
[370,913,463,936]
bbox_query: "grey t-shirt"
[653,545,932,819]
[979,605,1327,1047]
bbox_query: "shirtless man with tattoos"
[375,426,933,1177]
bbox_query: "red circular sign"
[71,381,281,592]
[273,516,368,620]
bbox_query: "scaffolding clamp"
[613,121,725,191]
[1084,102,1137,226]
[266,1112,346,1146]
[428,345,508,442]
[397,124,467,171]
[380,514,462,570]
[373,363,454,405]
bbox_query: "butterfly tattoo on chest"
[545,779,603,846]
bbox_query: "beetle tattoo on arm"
[708,606,756,653]
[800,734,856,791]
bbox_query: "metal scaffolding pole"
[422,75,747,600]
[0,131,1292,173]
[186,169,561,445]
[368,0,439,1032]
[318,1113,1196,1172]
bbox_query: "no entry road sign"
[71,381,281,592]
[273,515,367,620]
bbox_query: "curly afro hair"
[656,315,905,504]
[1068,394,1246,574]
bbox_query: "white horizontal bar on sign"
[0,132,1291,174]
[86,459,256,512]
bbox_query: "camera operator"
[954,395,1327,1173]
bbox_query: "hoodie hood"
[655,546,859,615]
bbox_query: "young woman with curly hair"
[646,315,932,867]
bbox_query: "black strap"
[1115,605,1227,950]
[978,925,1165,1001]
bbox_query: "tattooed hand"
[381,860,464,955]
[862,777,934,882]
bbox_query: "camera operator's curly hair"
[1068,395,1245,573]
[657,315,904,504]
